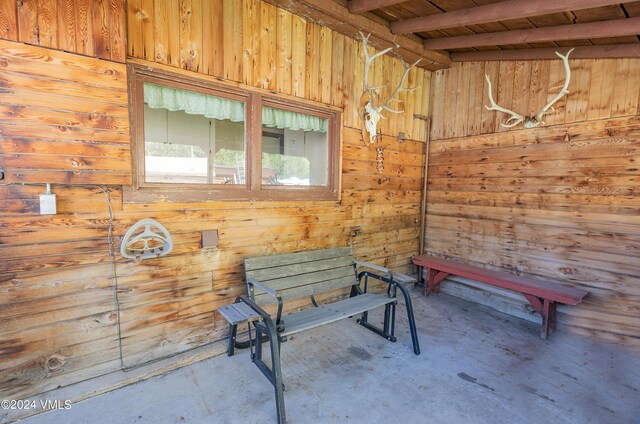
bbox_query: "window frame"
[126,65,341,203]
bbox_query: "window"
[127,66,340,202]
[261,105,329,187]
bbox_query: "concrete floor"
[18,292,640,424]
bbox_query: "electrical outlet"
[39,193,57,215]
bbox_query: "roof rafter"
[391,0,635,34]
[424,17,640,50]
[450,44,640,61]
[348,0,408,14]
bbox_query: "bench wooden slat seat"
[218,302,261,326]
[412,254,588,340]
[219,247,420,424]
[280,293,395,336]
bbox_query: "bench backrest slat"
[244,247,357,306]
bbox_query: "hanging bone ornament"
[359,32,420,145]
[485,48,574,129]
[120,218,173,260]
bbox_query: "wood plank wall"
[0,40,131,184]
[426,59,640,345]
[0,0,126,62]
[0,0,430,408]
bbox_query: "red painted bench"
[412,254,588,339]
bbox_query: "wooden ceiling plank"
[263,0,452,69]
[348,0,409,14]
[450,44,640,61]
[391,0,635,34]
[424,17,640,50]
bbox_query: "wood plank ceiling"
[347,0,640,61]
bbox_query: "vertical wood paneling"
[1,0,125,61]
[597,59,616,120]
[496,61,515,132]
[480,61,498,135]
[290,15,306,98]
[202,0,223,77]
[223,0,242,82]
[259,2,276,90]
[305,21,320,102]
[92,0,110,59]
[0,0,17,40]
[36,0,57,48]
[625,59,640,116]
[109,0,126,62]
[74,0,94,56]
[611,58,630,118]
[17,0,38,44]
[331,32,344,108]
[318,26,332,105]
[276,8,292,95]
[56,0,76,53]
[433,58,640,140]
[179,0,202,72]
[242,0,260,86]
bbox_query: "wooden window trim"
[125,64,341,203]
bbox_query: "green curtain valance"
[262,106,328,133]
[144,82,245,122]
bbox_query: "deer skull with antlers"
[485,48,574,129]
[359,32,420,145]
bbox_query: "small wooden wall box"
[201,230,219,248]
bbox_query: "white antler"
[484,74,525,128]
[359,32,420,144]
[533,48,574,126]
[484,48,574,129]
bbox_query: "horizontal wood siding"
[427,59,640,345]
[0,40,131,185]
[0,0,429,409]
[0,0,126,62]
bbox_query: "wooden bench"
[412,254,588,340]
[218,247,420,424]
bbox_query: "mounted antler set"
[485,48,574,129]
[359,32,420,145]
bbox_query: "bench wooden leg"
[424,268,449,296]
[541,299,557,340]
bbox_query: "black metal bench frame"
[219,250,420,424]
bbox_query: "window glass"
[260,106,328,186]
[143,83,245,184]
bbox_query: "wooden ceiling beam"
[262,0,451,70]
[391,0,635,34]
[424,17,640,50]
[450,44,640,61]
[348,0,408,14]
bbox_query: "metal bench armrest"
[354,260,393,278]
[247,277,279,298]
[247,278,285,330]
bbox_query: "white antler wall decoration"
[485,48,574,129]
[359,32,420,145]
